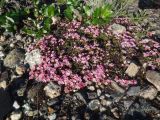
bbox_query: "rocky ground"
[0,1,160,120]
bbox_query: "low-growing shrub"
[28,20,143,93]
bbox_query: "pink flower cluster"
[140,39,160,57]
[28,20,140,93]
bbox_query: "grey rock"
[48,113,56,120]
[44,82,61,99]
[0,51,4,58]
[125,63,140,77]
[4,49,25,68]
[87,92,98,99]
[15,35,22,41]
[139,86,158,100]
[87,86,95,91]
[101,99,112,106]
[124,101,133,110]
[0,71,8,89]
[146,70,160,91]
[13,101,20,109]
[23,103,31,111]
[97,89,102,96]
[74,93,86,104]
[17,87,26,97]
[25,49,41,69]
[27,84,42,99]
[127,86,140,96]
[88,99,100,111]
[111,108,119,119]
[10,111,22,120]
[111,81,125,93]
[110,23,126,34]
[47,98,59,106]
[25,110,38,117]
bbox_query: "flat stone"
[139,86,158,100]
[125,63,140,77]
[10,111,22,120]
[4,49,25,68]
[146,70,160,91]
[127,86,141,96]
[25,49,41,69]
[44,82,61,99]
[110,23,126,34]
[111,81,125,93]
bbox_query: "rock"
[125,63,140,77]
[25,110,38,117]
[139,86,158,100]
[47,98,59,106]
[74,93,86,105]
[0,51,4,58]
[10,43,15,48]
[15,34,22,41]
[10,111,22,120]
[13,101,20,109]
[124,101,133,110]
[17,87,26,97]
[23,103,31,111]
[110,23,126,34]
[87,92,98,100]
[100,99,112,106]
[111,107,119,119]
[0,81,7,89]
[25,49,41,69]
[27,84,42,99]
[0,71,9,89]
[48,113,56,120]
[100,106,106,112]
[15,64,26,76]
[88,99,100,111]
[146,70,160,91]
[87,86,95,91]
[111,81,125,93]
[97,89,101,96]
[0,46,3,51]
[4,49,25,68]
[44,82,61,99]
[127,86,140,96]
[48,107,55,114]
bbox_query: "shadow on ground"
[139,0,160,9]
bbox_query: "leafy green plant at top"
[22,2,57,39]
[64,0,113,25]
[0,8,28,33]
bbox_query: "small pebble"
[88,99,100,111]
[13,101,20,109]
[10,111,22,120]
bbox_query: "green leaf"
[6,16,14,23]
[44,4,55,17]
[93,8,101,18]
[83,6,91,16]
[44,17,52,30]
[64,7,73,20]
